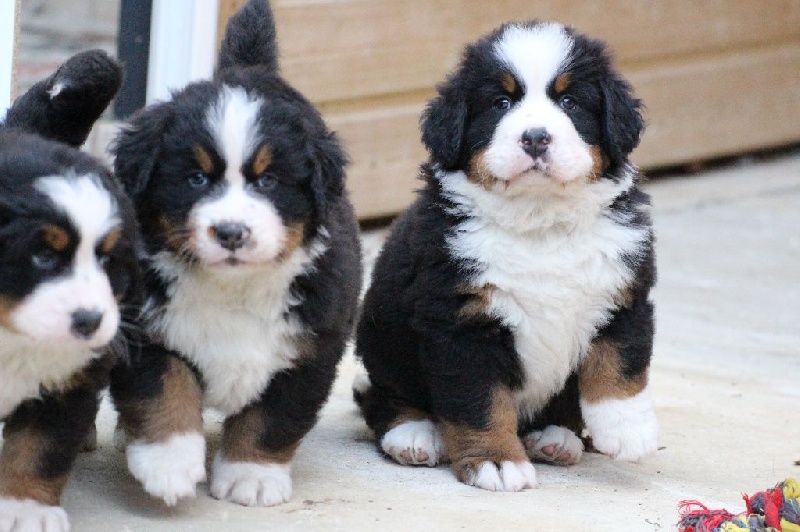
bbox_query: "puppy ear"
[420,84,468,170]
[3,50,122,147]
[111,102,173,201]
[309,131,347,219]
[600,73,644,165]
[217,0,279,74]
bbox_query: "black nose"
[71,309,103,339]
[520,128,552,158]
[212,222,251,251]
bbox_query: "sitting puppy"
[0,52,139,530]
[354,21,657,491]
[109,0,361,508]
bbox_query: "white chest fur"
[0,334,98,419]
[442,170,647,419]
[148,242,324,416]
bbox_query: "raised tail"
[217,0,279,74]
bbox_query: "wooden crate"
[227,1,800,218]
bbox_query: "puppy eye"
[187,171,210,188]
[493,96,512,111]
[559,95,577,111]
[32,250,60,271]
[253,173,276,190]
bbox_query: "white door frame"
[147,0,220,104]
[0,0,19,113]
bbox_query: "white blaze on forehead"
[493,23,573,94]
[207,84,263,186]
[35,173,120,239]
[196,85,287,265]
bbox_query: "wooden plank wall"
[221,1,800,219]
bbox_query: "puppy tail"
[217,0,279,74]
[2,50,122,147]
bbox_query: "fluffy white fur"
[441,167,648,420]
[484,24,594,185]
[192,86,287,266]
[581,387,659,461]
[126,432,207,506]
[523,425,584,465]
[211,454,292,507]
[380,419,445,467]
[146,235,327,415]
[8,174,121,348]
[0,497,70,532]
[0,335,99,419]
[468,461,537,492]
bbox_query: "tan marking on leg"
[501,73,517,94]
[386,407,430,432]
[467,150,500,191]
[116,357,203,443]
[0,426,67,506]
[589,145,608,182]
[579,339,647,403]
[42,224,70,252]
[554,73,571,94]
[193,145,214,175]
[277,222,305,261]
[442,387,527,484]
[458,283,497,322]
[251,145,272,176]
[220,406,298,464]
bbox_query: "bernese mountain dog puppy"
[109,0,361,508]
[0,52,139,530]
[355,21,657,491]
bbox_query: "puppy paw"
[126,432,207,506]
[381,419,445,467]
[581,389,659,461]
[462,461,537,492]
[522,425,583,465]
[49,50,122,106]
[210,454,292,507]
[0,497,70,532]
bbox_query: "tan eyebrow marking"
[252,144,272,176]
[100,226,122,254]
[554,73,571,93]
[193,145,214,174]
[42,224,69,252]
[502,73,517,94]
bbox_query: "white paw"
[467,461,537,492]
[210,454,292,507]
[0,497,70,532]
[522,425,583,465]
[581,388,659,461]
[126,432,207,506]
[380,419,444,467]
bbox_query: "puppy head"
[114,77,344,270]
[422,21,643,189]
[0,133,139,348]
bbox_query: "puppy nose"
[520,128,552,158]
[212,222,251,251]
[71,309,103,339]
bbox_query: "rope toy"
[678,478,800,531]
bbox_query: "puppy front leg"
[0,387,100,532]
[211,358,337,507]
[579,300,658,461]
[110,351,205,506]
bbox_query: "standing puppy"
[110,0,361,507]
[355,21,657,491]
[0,51,138,531]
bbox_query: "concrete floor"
[57,153,800,531]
